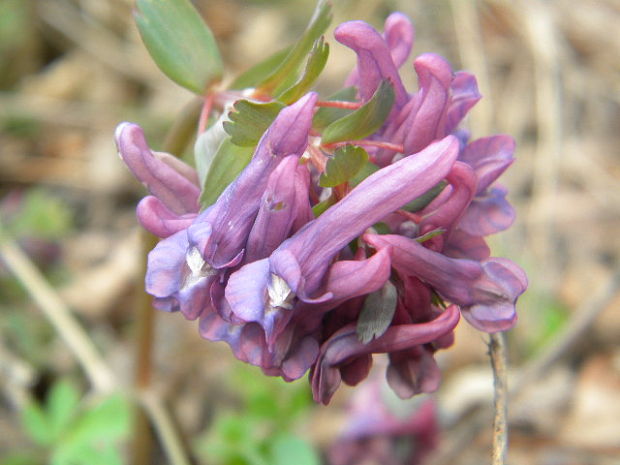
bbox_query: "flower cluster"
[116,13,527,404]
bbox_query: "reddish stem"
[198,92,215,134]
[347,140,405,153]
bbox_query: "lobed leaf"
[223,100,284,147]
[194,112,229,187]
[63,394,130,447]
[258,0,332,94]
[319,145,368,188]
[46,380,80,440]
[21,400,53,446]
[269,434,320,465]
[134,0,223,94]
[321,80,394,145]
[230,47,291,90]
[277,37,329,104]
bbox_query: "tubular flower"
[119,11,527,403]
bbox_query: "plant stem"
[489,332,508,465]
[0,237,116,392]
[131,100,203,465]
[0,230,192,465]
[130,231,158,465]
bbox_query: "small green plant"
[4,380,131,465]
[195,364,320,465]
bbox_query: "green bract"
[223,100,285,147]
[319,145,368,188]
[321,80,395,145]
[277,37,329,104]
[257,0,332,94]
[199,138,253,209]
[356,280,398,344]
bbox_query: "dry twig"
[0,234,191,465]
[489,332,508,465]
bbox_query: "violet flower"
[115,123,200,238]
[119,9,528,404]
[364,233,528,332]
[142,93,317,319]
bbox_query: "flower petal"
[402,54,453,154]
[136,196,196,238]
[458,185,516,236]
[335,20,408,107]
[311,305,460,404]
[386,347,442,398]
[245,155,302,262]
[459,135,515,193]
[383,12,415,69]
[364,234,527,332]
[274,135,460,296]
[115,122,199,214]
[444,72,481,135]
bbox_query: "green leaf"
[194,113,229,186]
[199,138,254,208]
[134,0,223,94]
[230,47,291,90]
[319,145,368,188]
[21,400,53,446]
[402,181,447,212]
[415,228,445,243]
[277,37,329,103]
[350,159,380,187]
[356,280,398,344]
[269,434,320,465]
[0,453,40,465]
[321,80,394,145]
[53,443,123,465]
[258,0,332,94]
[223,100,284,147]
[371,222,390,235]
[46,380,80,440]
[64,394,130,447]
[312,87,356,130]
[311,196,335,217]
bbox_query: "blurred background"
[1,0,619,464]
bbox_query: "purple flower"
[143,93,317,320]
[364,233,528,332]
[115,123,200,238]
[188,91,318,269]
[120,9,528,404]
